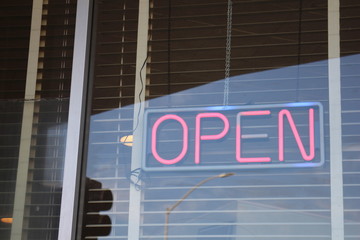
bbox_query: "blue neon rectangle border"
[142,102,324,172]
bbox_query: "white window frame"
[58,0,92,239]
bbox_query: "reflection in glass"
[164,173,235,240]
[76,0,360,239]
[84,58,332,239]
[0,99,68,239]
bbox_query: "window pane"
[79,0,360,240]
[341,0,360,239]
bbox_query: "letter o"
[151,114,188,165]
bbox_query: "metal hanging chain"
[223,0,232,106]
[296,0,303,102]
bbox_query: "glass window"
[0,0,76,239]
[340,0,360,239]
[79,1,337,239]
[78,0,139,239]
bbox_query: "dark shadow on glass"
[81,178,113,239]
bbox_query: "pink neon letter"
[236,110,272,163]
[195,113,229,164]
[152,114,188,165]
[278,108,315,161]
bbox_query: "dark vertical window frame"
[74,0,107,239]
[76,0,141,239]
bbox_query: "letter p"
[195,113,229,164]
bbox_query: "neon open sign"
[142,102,324,171]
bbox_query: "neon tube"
[151,114,188,165]
[195,113,229,164]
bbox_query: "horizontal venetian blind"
[82,0,139,239]
[0,1,32,239]
[0,1,31,100]
[340,0,360,239]
[147,0,328,102]
[141,0,330,239]
[23,0,76,239]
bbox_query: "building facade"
[0,0,359,239]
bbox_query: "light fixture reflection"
[120,135,133,147]
[1,218,13,224]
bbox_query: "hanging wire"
[122,54,148,191]
[223,0,232,106]
[127,168,149,191]
[133,54,148,133]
